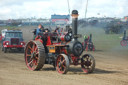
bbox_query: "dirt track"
[0,26,128,85]
[0,49,128,85]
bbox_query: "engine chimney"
[124,30,126,39]
[71,10,79,40]
[67,10,83,57]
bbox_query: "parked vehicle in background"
[120,30,128,46]
[1,30,25,53]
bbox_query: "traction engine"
[24,10,95,74]
[120,30,128,46]
[82,34,95,51]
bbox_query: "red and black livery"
[24,10,95,74]
[120,30,128,46]
[82,34,95,51]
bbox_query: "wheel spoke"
[59,66,62,71]
[60,57,65,71]
[83,65,90,69]
[32,65,35,70]
[61,56,63,61]
[36,51,39,55]
[57,57,61,62]
[86,56,89,61]
[27,59,33,66]
[89,58,92,62]
[62,64,66,68]
[33,60,37,65]
[83,61,86,64]
[61,60,65,64]
[26,54,31,57]
[35,56,38,60]
[28,46,33,52]
[32,43,36,52]
[58,57,63,71]
[34,46,37,52]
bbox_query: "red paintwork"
[52,42,61,45]
[70,54,80,65]
[51,19,69,22]
[33,32,92,71]
[0,34,2,41]
[25,41,38,70]
[46,36,52,45]
[20,41,25,45]
[35,36,43,43]
[3,45,24,48]
[60,35,65,41]
[120,40,127,46]
[83,36,95,51]
[56,55,66,74]
[3,41,9,45]
[3,41,25,48]
[0,35,4,41]
[35,39,43,43]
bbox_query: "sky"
[0,0,128,20]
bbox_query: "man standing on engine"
[83,35,89,50]
[84,35,88,42]
[36,24,44,36]
[32,24,44,40]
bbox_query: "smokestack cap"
[72,10,78,15]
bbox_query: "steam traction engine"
[24,10,95,74]
[82,34,95,51]
[120,30,128,46]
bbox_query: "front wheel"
[120,40,127,46]
[4,47,7,53]
[81,54,95,73]
[1,45,4,51]
[56,54,69,74]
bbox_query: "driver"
[36,24,44,36]
[32,24,44,40]
[83,35,89,49]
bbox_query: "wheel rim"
[56,54,69,74]
[25,41,39,70]
[81,54,95,73]
[120,40,127,46]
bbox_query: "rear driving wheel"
[24,40,45,71]
[81,54,95,73]
[56,54,69,74]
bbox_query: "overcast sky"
[0,0,128,20]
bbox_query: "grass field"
[78,26,128,52]
[0,25,128,52]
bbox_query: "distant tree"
[105,20,124,34]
